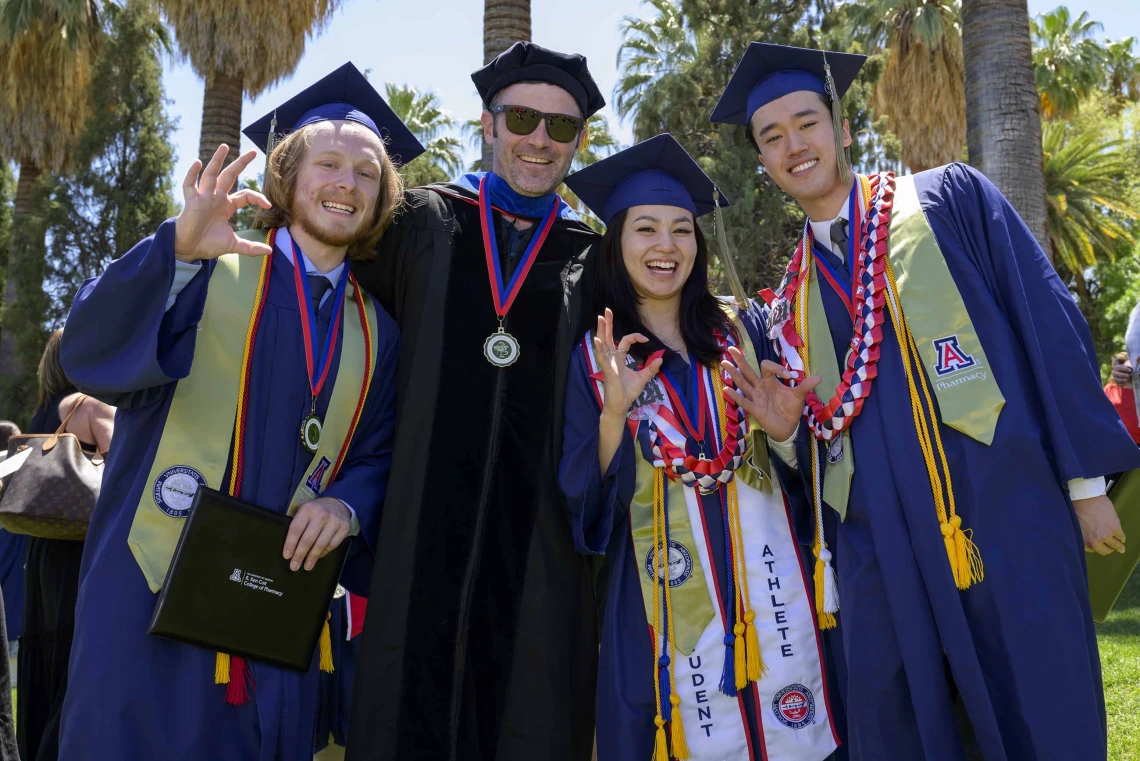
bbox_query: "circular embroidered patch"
[772,684,816,729]
[153,466,207,517]
[644,539,694,588]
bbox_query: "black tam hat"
[471,41,605,119]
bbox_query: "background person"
[17,329,115,761]
[1106,352,1140,445]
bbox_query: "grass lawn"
[1100,570,1140,758]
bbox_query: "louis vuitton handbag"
[0,396,104,540]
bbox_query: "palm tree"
[847,0,965,172]
[613,0,695,121]
[1104,37,1140,109]
[481,0,530,170]
[0,0,100,392]
[559,115,622,230]
[1030,6,1108,120]
[1042,121,1139,303]
[155,0,342,166]
[961,0,1051,258]
[384,83,464,187]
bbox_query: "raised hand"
[594,308,664,422]
[174,145,274,263]
[721,347,821,443]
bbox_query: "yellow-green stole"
[127,230,379,594]
[805,174,1006,519]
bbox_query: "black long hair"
[594,208,735,366]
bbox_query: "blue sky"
[160,0,1140,183]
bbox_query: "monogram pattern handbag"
[0,396,105,540]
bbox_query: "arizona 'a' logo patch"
[305,456,332,494]
[932,335,977,376]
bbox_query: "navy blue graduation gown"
[559,304,842,761]
[56,220,398,761]
[799,164,1140,761]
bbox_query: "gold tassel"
[947,516,984,589]
[319,615,335,673]
[822,54,850,183]
[652,716,669,761]
[669,694,691,760]
[215,652,230,684]
[713,192,750,309]
[743,610,766,681]
[733,622,747,690]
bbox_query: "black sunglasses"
[489,105,583,144]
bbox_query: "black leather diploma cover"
[148,487,348,671]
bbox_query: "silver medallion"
[484,329,521,367]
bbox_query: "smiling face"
[749,90,852,218]
[619,204,698,306]
[482,81,583,197]
[290,120,386,248]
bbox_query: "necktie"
[818,217,849,278]
[307,274,331,315]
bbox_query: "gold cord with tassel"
[883,259,983,589]
[661,477,691,760]
[793,249,840,629]
[713,370,766,681]
[650,468,670,761]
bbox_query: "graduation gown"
[559,303,842,761]
[56,220,398,761]
[347,180,600,761]
[795,164,1140,761]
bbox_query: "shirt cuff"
[166,259,202,312]
[1068,476,1107,502]
[766,425,799,470]
[337,499,361,536]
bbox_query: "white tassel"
[819,547,840,614]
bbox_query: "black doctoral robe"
[347,181,600,761]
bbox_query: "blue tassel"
[719,633,737,697]
[658,654,672,721]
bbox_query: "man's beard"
[493,149,573,197]
[294,202,371,248]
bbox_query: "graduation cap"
[563,133,727,224]
[472,41,605,119]
[710,43,866,181]
[242,62,426,167]
[564,133,748,305]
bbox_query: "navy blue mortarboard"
[472,41,605,119]
[563,134,728,225]
[242,62,425,167]
[709,43,866,127]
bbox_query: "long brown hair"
[253,124,405,260]
[594,210,735,367]
[37,329,73,411]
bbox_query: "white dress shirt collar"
[277,226,346,288]
[808,201,851,256]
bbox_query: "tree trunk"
[199,71,244,168]
[962,0,1052,259]
[0,161,48,423]
[481,0,531,171]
